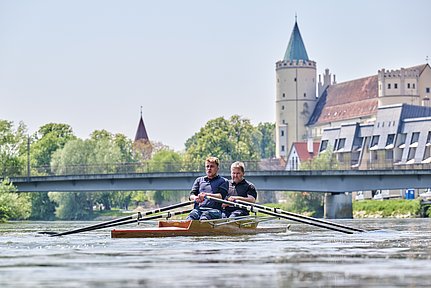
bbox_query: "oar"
[40,200,194,237]
[89,209,193,231]
[235,199,365,233]
[49,209,193,236]
[206,196,355,234]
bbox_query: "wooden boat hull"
[111,219,288,238]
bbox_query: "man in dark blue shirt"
[187,156,228,220]
[217,161,257,218]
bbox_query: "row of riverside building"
[278,20,431,178]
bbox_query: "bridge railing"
[2,158,431,178]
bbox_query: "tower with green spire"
[275,19,317,158]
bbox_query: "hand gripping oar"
[206,196,355,234]
[235,199,365,233]
[41,200,194,237]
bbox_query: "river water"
[1,218,431,287]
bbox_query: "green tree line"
[0,116,276,221]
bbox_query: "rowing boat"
[41,198,364,238]
[111,217,289,238]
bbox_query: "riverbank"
[352,199,429,218]
[89,199,431,221]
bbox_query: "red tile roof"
[311,75,379,125]
[292,142,320,161]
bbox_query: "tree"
[0,120,27,177]
[256,122,276,159]
[0,180,31,222]
[31,123,76,168]
[285,148,338,217]
[184,115,261,166]
[49,130,142,218]
[146,149,188,205]
[29,193,57,220]
[300,147,338,170]
[29,123,75,220]
[48,192,93,220]
[148,149,183,172]
[49,139,97,219]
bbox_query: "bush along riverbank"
[352,199,428,218]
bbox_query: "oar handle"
[206,196,355,234]
[101,209,193,229]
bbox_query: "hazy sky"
[1,0,430,151]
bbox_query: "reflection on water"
[1,219,431,287]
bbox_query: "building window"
[282,120,285,124]
[282,93,285,98]
[353,137,363,151]
[407,83,411,89]
[303,93,306,97]
[394,83,398,89]
[281,105,285,110]
[423,146,431,162]
[370,135,379,149]
[281,145,285,152]
[385,134,395,149]
[337,138,346,152]
[397,133,407,148]
[385,149,393,161]
[423,131,431,162]
[294,78,297,82]
[371,150,378,161]
[410,132,420,146]
[427,87,430,93]
[281,130,284,136]
[320,140,328,152]
[412,83,415,89]
[407,147,416,162]
[388,83,391,89]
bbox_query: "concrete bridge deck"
[8,169,431,193]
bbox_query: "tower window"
[294,78,297,82]
[426,87,430,93]
[394,83,398,89]
[281,130,284,136]
[407,83,411,89]
[303,93,306,97]
[282,105,285,110]
[282,120,285,124]
[388,83,391,89]
[282,93,285,98]
[281,145,285,152]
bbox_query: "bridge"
[9,169,431,193]
[6,165,431,219]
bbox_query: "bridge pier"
[324,193,353,219]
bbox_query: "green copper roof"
[283,21,309,61]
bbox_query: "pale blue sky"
[1,0,430,151]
